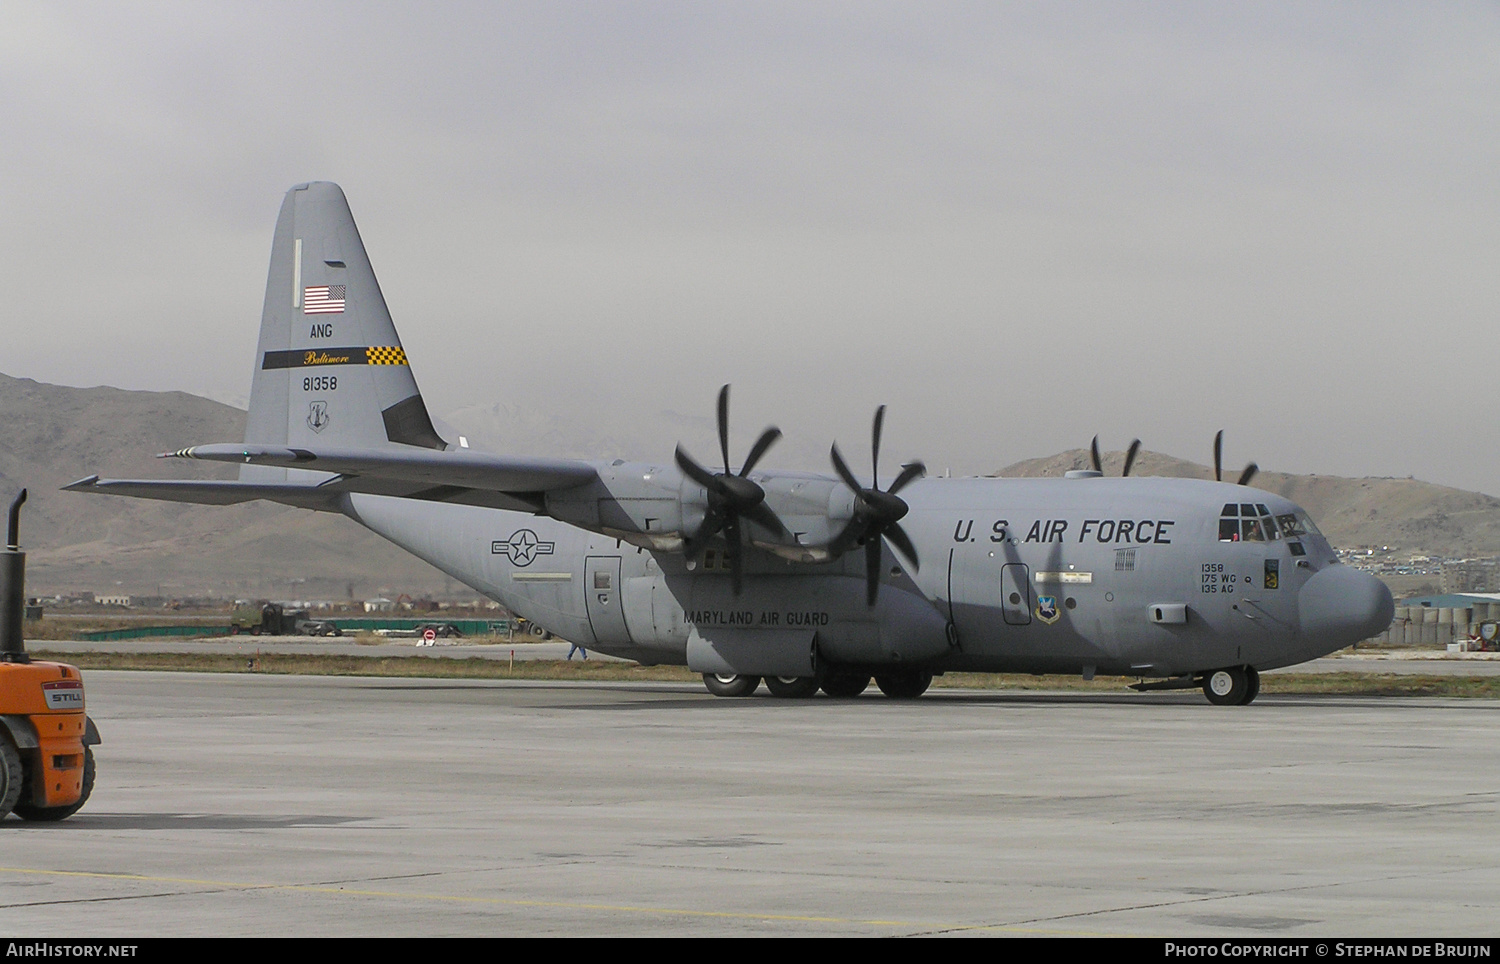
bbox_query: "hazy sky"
[4,2,1498,491]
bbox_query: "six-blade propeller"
[1090,435,1142,477]
[1213,430,1258,487]
[674,385,784,595]
[829,405,925,606]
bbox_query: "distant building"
[1442,559,1500,594]
[96,594,131,607]
[363,597,395,613]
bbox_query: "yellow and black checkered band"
[366,346,409,366]
[262,346,409,369]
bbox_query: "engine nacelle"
[544,461,858,562]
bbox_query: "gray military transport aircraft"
[67,182,1394,705]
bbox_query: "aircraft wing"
[66,445,599,514]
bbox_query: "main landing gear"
[874,669,933,699]
[764,676,821,699]
[1201,666,1260,706]
[701,673,761,697]
[819,670,871,698]
[699,668,932,699]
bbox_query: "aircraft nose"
[1299,565,1395,647]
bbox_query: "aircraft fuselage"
[343,471,1390,682]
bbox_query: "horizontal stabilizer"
[162,444,598,494]
[62,476,343,511]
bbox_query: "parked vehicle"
[231,601,342,637]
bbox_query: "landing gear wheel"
[13,747,94,822]
[1203,667,1249,706]
[0,741,22,818]
[875,669,933,699]
[821,671,872,698]
[765,676,820,699]
[1241,667,1260,705]
[702,673,761,697]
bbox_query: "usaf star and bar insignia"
[491,529,556,567]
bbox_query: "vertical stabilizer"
[242,182,446,483]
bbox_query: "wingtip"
[61,475,100,491]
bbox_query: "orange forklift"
[0,491,99,821]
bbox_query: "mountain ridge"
[2,373,1483,597]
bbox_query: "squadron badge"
[1035,595,1061,625]
[306,400,330,433]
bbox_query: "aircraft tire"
[13,747,94,822]
[820,671,871,698]
[1240,667,1260,705]
[875,669,932,699]
[0,740,22,819]
[765,676,820,699]
[702,673,761,697]
[1202,667,1248,706]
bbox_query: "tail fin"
[242,182,446,482]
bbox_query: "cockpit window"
[1220,503,1285,542]
[1276,511,1323,539]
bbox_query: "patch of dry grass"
[27,652,1500,697]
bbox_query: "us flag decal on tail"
[303,285,346,314]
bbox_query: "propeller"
[1090,436,1142,477]
[1213,430,1258,487]
[674,385,784,595]
[829,405,925,606]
